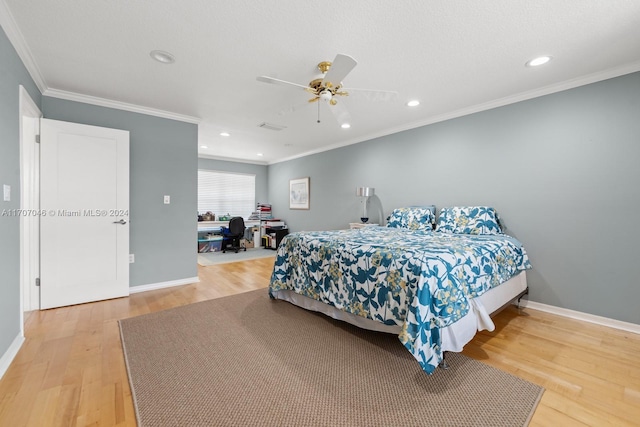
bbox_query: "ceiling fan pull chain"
[317,101,321,123]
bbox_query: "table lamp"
[356,187,375,223]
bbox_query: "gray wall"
[197,158,268,212]
[0,27,42,361]
[41,97,198,288]
[268,71,640,325]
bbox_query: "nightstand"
[349,223,379,229]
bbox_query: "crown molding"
[198,153,268,166]
[269,62,640,165]
[0,0,47,92]
[1,0,199,124]
[43,88,201,124]
[394,60,640,136]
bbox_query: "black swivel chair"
[222,216,246,253]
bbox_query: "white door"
[40,118,130,309]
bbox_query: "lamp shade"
[356,187,375,197]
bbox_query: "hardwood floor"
[1,258,639,426]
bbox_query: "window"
[198,170,255,219]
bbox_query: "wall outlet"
[129,254,135,263]
[164,195,170,204]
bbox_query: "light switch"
[3,185,10,202]
[164,195,170,204]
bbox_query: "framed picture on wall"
[289,177,310,210]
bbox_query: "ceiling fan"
[256,54,398,125]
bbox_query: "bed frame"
[271,270,529,370]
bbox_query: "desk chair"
[222,216,246,253]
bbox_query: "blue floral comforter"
[269,226,531,374]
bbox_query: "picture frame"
[289,177,310,210]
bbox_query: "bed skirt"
[270,270,528,353]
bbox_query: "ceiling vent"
[258,122,287,131]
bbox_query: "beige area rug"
[119,290,544,427]
[197,247,276,266]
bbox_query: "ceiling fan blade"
[328,101,352,126]
[322,54,357,87]
[341,87,399,102]
[256,76,310,90]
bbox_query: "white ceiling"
[3,1,640,164]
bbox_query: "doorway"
[19,88,131,312]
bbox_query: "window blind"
[198,170,255,218]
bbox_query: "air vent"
[258,122,287,131]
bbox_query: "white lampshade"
[356,187,374,197]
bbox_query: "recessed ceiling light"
[200,145,208,149]
[407,100,420,107]
[341,123,351,129]
[526,56,552,67]
[257,153,263,157]
[220,132,230,137]
[149,50,175,64]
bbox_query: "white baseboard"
[0,333,25,381]
[520,300,640,335]
[129,276,200,294]
[2,276,198,379]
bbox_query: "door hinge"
[35,134,40,143]
[35,278,40,287]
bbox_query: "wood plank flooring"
[1,258,638,426]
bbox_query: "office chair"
[222,216,246,253]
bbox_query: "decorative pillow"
[435,206,502,235]
[386,206,435,231]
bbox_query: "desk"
[198,220,260,229]
[197,220,260,252]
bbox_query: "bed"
[269,206,532,374]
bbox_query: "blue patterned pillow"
[386,207,435,231]
[435,206,502,235]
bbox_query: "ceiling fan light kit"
[319,90,332,102]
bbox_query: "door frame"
[19,85,42,318]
